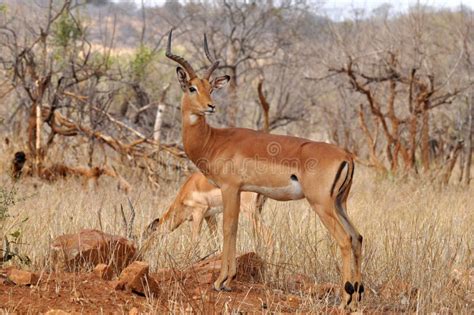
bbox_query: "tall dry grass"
[0,163,472,312]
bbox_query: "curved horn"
[166,30,197,80]
[203,34,220,80]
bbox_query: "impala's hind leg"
[334,161,364,305]
[309,201,354,308]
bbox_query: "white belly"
[241,180,304,201]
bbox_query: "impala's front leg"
[191,208,205,243]
[214,186,240,291]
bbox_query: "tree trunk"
[257,80,270,133]
[227,66,238,127]
[153,103,166,142]
[442,141,464,186]
[421,106,430,172]
[465,95,473,186]
[226,43,239,127]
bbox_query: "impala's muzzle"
[206,104,216,114]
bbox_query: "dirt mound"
[0,251,344,313]
[50,229,136,274]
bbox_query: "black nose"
[208,104,215,110]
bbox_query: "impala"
[144,171,272,247]
[165,31,363,308]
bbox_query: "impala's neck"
[181,99,212,163]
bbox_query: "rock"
[186,252,264,283]
[236,252,265,282]
[115,261,159,296]
[6,268,39,286]
[93,263,113,280]
[50,229,136,274]
[150,252,265,288]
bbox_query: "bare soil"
[0,269,344,314]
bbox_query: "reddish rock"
[6,268,39,286]
[93,263,113,280]
[155,252,265,285]
[115,261,159,296]
[50,229,136,274]
[236,252,265,282]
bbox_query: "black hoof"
[344,281,355,305]
[213,284,232,292]
[358,283,364,302]
[221,285,232,292]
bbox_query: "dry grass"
[0,164,472,313]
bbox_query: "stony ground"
[0,265,342,314]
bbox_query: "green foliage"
[130,45,155,80]
[53,12,83,47]
[0,4,6,13]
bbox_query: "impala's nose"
[207,104,215,112]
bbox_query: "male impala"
[144,172,272,247]
[165,31,363,308]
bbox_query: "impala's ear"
[211,75,230,90]
[176,67,189,91]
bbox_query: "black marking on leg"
[232,274,237,280]
[344,281,355,295]
[358,283,365,302]
[330,161,347,197]
[347,294,353,305]
[290,174,298,181]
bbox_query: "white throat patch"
[188,114,199,125]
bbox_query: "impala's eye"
[189,86,197,93]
